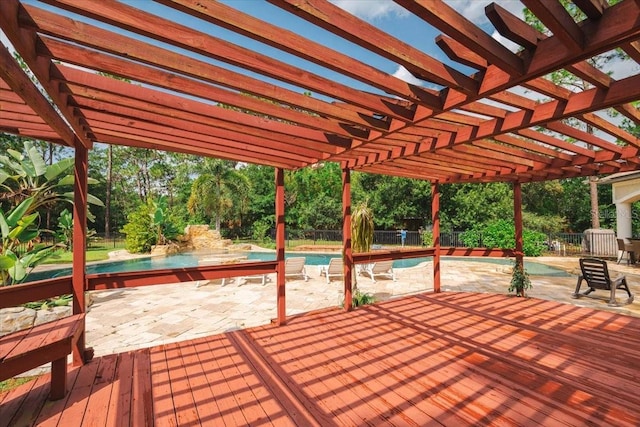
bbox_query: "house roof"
[1,0,639,183]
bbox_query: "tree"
[187,159,250,231]
[524,0,625,229]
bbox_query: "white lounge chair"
[319,258,343,283]
[361,260,396,283]
[285,257,308,281]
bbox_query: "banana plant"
[0,197,56,286]
[0,140,104,221]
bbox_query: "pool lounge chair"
[285,257,309,281]
[572,257,634,306]
[361,260,396,283]
[319,258,343,283]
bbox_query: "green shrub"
[460,219,546,256]
[421,229,433,246]
[121,202,155,253]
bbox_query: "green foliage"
[56,209,73,250]
[0,140,103,221]
[509,262,532,297]
[460,219,547,256]
[122,201,155,253]
[187,159,250,231]
[351,202,374,253]
[252,218,273,244]
[352,173,431,229]
[351,289,375,308]
[150,197,178,245]
[122,198,178,253]
[0,197,57,285]
[522,211,566,234]
[420,229,434,246]
[439,183,512,230]
[23,294,72,310]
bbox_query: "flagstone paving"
[84,256,640,358]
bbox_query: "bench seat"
[0,313,85,400]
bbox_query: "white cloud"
[449,1,525,26]
[392,65,425,86]
[491,30,521,53]
[331,0,409,21]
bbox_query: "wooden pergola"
[1,1,639,422]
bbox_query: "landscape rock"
[0,307,36,335]
[181,225,233,251]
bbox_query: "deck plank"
[3,292,640,427]
[105,350,133,427]
[81,354,118,427]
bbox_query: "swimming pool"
[26,251,571,282]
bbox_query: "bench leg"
[50,357,67,400]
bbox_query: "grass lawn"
[42,241,127,264]
[0,376,38,393]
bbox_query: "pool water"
[26,251,571,282]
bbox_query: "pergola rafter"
[0,0,638,184]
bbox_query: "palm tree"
[187,159,250,231]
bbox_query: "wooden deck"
[2,292,640,426]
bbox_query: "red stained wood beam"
[350,73,640,168]
[37,37,367,142]
[20,9,389,136]
[395,0,523,75]
[545,121,624,154]
[156,0,443,109]
[573,0,609,19]
[58,66,351,153]
[267,0,477,97]
[37,0,414,123]
[0,277,73,309]
[87,262,277,290]
[486,3,541,50]
[80,108,321,164]
[432,182,440,293]
[0,0,92,149]
[580,113,640,148]
[275,168,286,325]
[0,44,77,148]
[353,248,436,264]
[521,0,584,52]
[342,168,352,311]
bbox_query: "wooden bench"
[0,313,86,400]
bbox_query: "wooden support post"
[72,144,88,365]
[513,181,524,267]
[275,168,286,325]
[432,181,441,293]
[342,168,353,311]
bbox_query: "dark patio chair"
[572,258,634,306]
[616,238,633,265]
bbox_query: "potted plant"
[350,201,375,306]
[509,261,532,297]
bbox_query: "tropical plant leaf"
[0,170,9,185]
[8,261,27,282]
[0,209,8,239]
[87,193,105,207]
[0,255,15,269]
[58,174,74,186]
[6,197,35,226]
[26,142,47,176]
[44,157,74,181]
[0,154,26,177]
